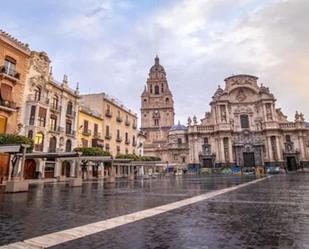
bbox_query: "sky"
[2,0,309,125]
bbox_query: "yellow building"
[0,30,31,134]
[81,93,138,157]
[77,105,104,148]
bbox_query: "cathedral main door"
[243,152,255,168]
[286,157,297,171]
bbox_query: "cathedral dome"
[169,121,187,131]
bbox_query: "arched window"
[165,97,169,103]
[34,132,44,151]
[154,85,160,95]
[65,139,72,152]
[150,84,153,94]
[34,86,41,101]
[49,136,57,152]
[28,130,33,139]
[67,101,73,115]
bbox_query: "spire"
[75,82,80,95]
[155,55,159,65]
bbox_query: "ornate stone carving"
[236,88,246,102]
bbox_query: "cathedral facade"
[141,59,309,171]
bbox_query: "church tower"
[141,56,175,154]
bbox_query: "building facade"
[140,56,175,161]
[77,104,104,148]
[20,51,80,154]
[188,74,309,170]
[81,93,138,157]
[0,30,30,134]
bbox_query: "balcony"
[116,137,123,143]
[125,120,131,126]
[132,141,137,146]
[0,99,17,111]
[0,66,20,82]
[116,116,123,123]
[50,104,61,113]
[280,122,296,130]
[105,133,112,140]
[49,126,63,134]
[66,130,76,137]
[27,94,49,105]
[66,111,76,119]
[105,110,113,118]
[82,129,92,136]
[125,139,130,145]
[93,132,102,138]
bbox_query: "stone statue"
[299,112,305,122]
[187,117,192,126]
[295,111,300,122]
[193,115,197,125]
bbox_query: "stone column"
[8,154,14,181]
[267,137,273,161]
[228,138,233,164]
[70,160,75,177]
[298,135,305,161]
[41,158,46,179]
[101,162,105,178]
[276,136,282,161]
[221,138,225,164]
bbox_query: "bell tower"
[141,55,175,147]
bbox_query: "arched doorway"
[24,159,36,179]
[65,139,72,152]
[61,161,71,177]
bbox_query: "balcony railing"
[0,99,17,110]
[116,116,123,123]
[116,137,123,143]
[82,129,92,136]
[93,132,102,138]
[105,133,112,140]
[125,139,130,145]
[66,130,76,136]
[279,122,296,129]
[0,66,20,81]
[125,120,131,126]
[27,94,49,105]
[105,110,112,118]
[132,141,137,146]
[50,104,61,112]
[66,111,76,118]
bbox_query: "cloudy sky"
[2,0,308,124]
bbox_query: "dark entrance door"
[202,158,213,168]
[62,161,71,177]
[286,157,297,171]
[243,152,255,168]
[24,159,36,179]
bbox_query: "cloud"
[2,0,308,124]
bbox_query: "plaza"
[0,173,308,248]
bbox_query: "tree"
[0,134,33,152]
[74,147,111,156]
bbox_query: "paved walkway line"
[1,176,270,249]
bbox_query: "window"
[94,123,98,136]
[66,120,72,134]
[4,56,16,76]
[49,116,57,131]
[117,129,120,139]
[125,148,128,154]
[67,101,73,115]
[178,138,182,144]
[220,105,227,122]
[65,139,72,152]
[105,143,110,152]
[117,146,120,154]
[38,107,47,127]
[154,85,160,95]
[0,84,12,102]
[125,132,128,141]
[49,137,57,152]
[144,98,147,103]
[240,115,249,129]
[27,130,33,139]
[81,138,88,147]
[166,97,169,103]
[204,137,209,144]
[286,135,291,142]
[150,84,153,94]
[83,120,89,133]
[52,95,58,110]
[29,106,36,125]
[34,86,41,102]
[34,132,44,151]
[133,135,136,145]
[106,125,110,136]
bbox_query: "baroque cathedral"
[141,57,309,171]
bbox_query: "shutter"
[0,84,12,101]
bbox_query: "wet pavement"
[1,173,309,248]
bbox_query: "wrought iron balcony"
[82,129,92,136]
[0,66,20,81]
[66,130,76,136]
[27,94,49,105]
[116,116,123,123]
[0,99,17,110]
[116,136,123,143]
[105,110,113,118]
[105,133,112,140]
[125,119,131,126]
[125,139,130,145]
[93,132,102,138]
[132,141,137,146]
[50,104,61,112]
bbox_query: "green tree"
[0,134,33,152]
[74,147,111,156]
